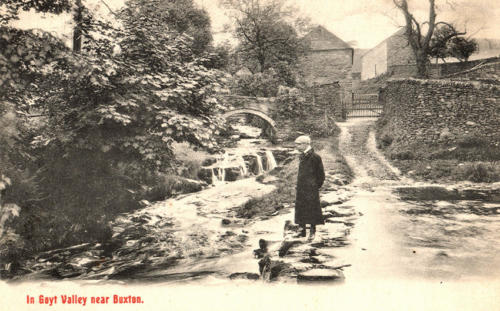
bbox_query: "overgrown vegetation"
[0,0,229,268]
[376,119,500,183]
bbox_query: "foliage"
[0,0,228,260]
[206,42,232,70]
[232,69,282,97]
[121,0,213,55]
[0,0,72,25]
[220,0,307,75]
[448,37,478,62]
[429,24,478,62]
[172,141,211,179]
[458,162,499,183]
[274,86,306,119]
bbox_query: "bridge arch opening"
[222,109,277,142]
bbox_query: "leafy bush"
[380,134,394,148]
[172,142,211,180]
[274,87,306,119]
[456,134,489,148]
[232,69,281,97]
[0,0,229,261]
[456,162,500,183]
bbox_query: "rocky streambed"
[7,132,355,284]
[6,120,500,285]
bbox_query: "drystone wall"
[379,79,500,146]
[446,61,500,83]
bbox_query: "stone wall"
[378,57,500,80]
[380,79,500,146]
[300,49,353,86]
[307,82,343,121]
[446,61,500,82]
[439,57,499,77]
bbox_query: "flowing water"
[7,120,500,285]
[11,124,292,283]
[335,119,500,283]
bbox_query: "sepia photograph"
[1,0,499,310]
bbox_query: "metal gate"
[344,93,382,118]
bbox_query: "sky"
[9,0,500,49]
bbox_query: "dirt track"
[338,118,402,185]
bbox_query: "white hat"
[294,135,311,144]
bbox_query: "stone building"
[361,28,415,80]
[300,25,354,88]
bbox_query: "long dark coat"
[295,149,325,225]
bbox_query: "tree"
[429,24,458,63]
[428,23,477,63]
[136,0,213,55]
[220,0,306,74]
[448,37,478,62]
[393,0,466,77]
[0,0,229,254]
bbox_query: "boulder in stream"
[229,272,260,280]
[297,268,344,283]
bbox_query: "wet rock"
[220,231,236,238]
[299,255,328,264]
[258,175,279,184]
[221,218,231,225]
[36,243,93,261]
[259,256,295,281]
[297,269,344,283]
[270,149,295,164]
[229,272,260,280]
[202,158,217,166]
[283,220,301,237]
[197,168,213,184]
[224,167,243,182]
[436,251,449,257]
[321,192,345,206]
[55,264,85,279]
[278,240,303,257]
[285,244,318,257]
[179,178,206,193]
[323,210,354,219]
[253,239,268,258]
[311,236,349,248]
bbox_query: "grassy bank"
[233,135,353,219]
[376,122,500,183]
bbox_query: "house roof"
[363,27,408,56]
[304,25,352,51]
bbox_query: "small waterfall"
[265,150,277,171]
[236,155,248,177]
[211,167,226,184]
[254,153,264,175]
[203,147,279,184]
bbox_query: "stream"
[335,119,500,283]
[5,119,500,285]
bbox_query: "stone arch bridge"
[220,86,345,142]
[220,95,278,140]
